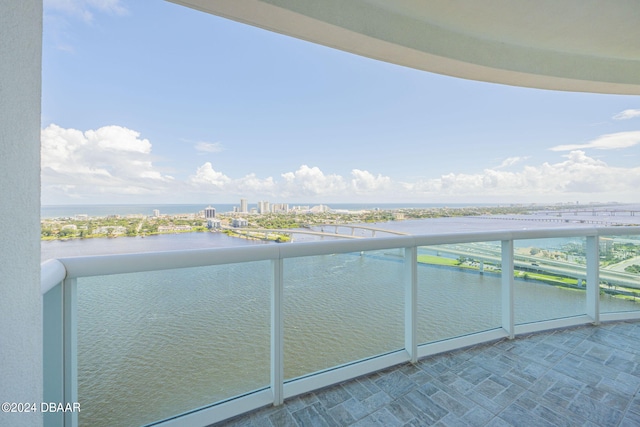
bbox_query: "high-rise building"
[272,203,289,213]
[240,198,248,213]
[205,206,216,219]
[258,201,270,214]
[153,209,160,217]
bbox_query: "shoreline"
[417,254,640,302]
[41,203,640,242]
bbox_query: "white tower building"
[258,201,270,214]
[205,206,216,219]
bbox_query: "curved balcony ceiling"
[170,0,640,94]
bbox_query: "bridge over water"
[223,223,409,241]
[478,216,636,226]
[308,224,410,237]
[221,226,362,241]
[536,209,640,217]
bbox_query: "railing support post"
[404,247,417,363]
[586,236,600,324]
[501,240,515,339]
[43,282,64,427]
[271,259,284,405]
[63,278,78,427]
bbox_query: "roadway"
[430,243,640,289]
[221,226,362,240]
[223,225,639,287]
[604,255,640,273]
[309,224,409,237]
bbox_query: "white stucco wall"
[0,1,43,426]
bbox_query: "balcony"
[41,226,640,426]
[221,321,640,426]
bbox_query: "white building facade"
[0,2,43,426]
[205,206,216,219]
[232,218,249,228]
[258,201,270,214]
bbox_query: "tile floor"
[213,321,640,426]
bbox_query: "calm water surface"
[41,216,640,426]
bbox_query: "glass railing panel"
[513,237,587,324]
[77,261,271,427]
[599,235,640,314]
[283,249,405,380]
[416,242,502,343]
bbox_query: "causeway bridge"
[535,209,640,217]
[223,223,409,241]
[307,224,410,237]
[477,216,637,226]
[221,226,362,241]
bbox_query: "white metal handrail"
[46,226,640,280]
[41,226,640,427]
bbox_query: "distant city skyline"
[41,0,640,205]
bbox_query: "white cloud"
[351,169,391,192]
[195,142,224,153]
[549,131,640,151]
[235,174,277,194]
[406,150,640,200]
[187,164,353,199]
[280,165,347,197]
[45,0,127,22]
[496,156,528,169]
[187,163,276,195]
[42,125,640,204]
[613,109,640,120]
[188,162,231,188]
[87,0,127,13]
[85,125,151,153]
[260,157,635,202]
[42,124,173,202]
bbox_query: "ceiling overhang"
[169,0,640,95]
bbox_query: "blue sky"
[42,0,640,205]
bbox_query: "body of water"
[40,207,640,426]
[75,250,638,426]
[42,215,620,261]
[41,230,268,261]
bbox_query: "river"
[42,214,613,261]
[41,215,640,426]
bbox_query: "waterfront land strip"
[41,203,640,300]
[41,203,635,240]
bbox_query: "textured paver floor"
[215,321,640,426]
